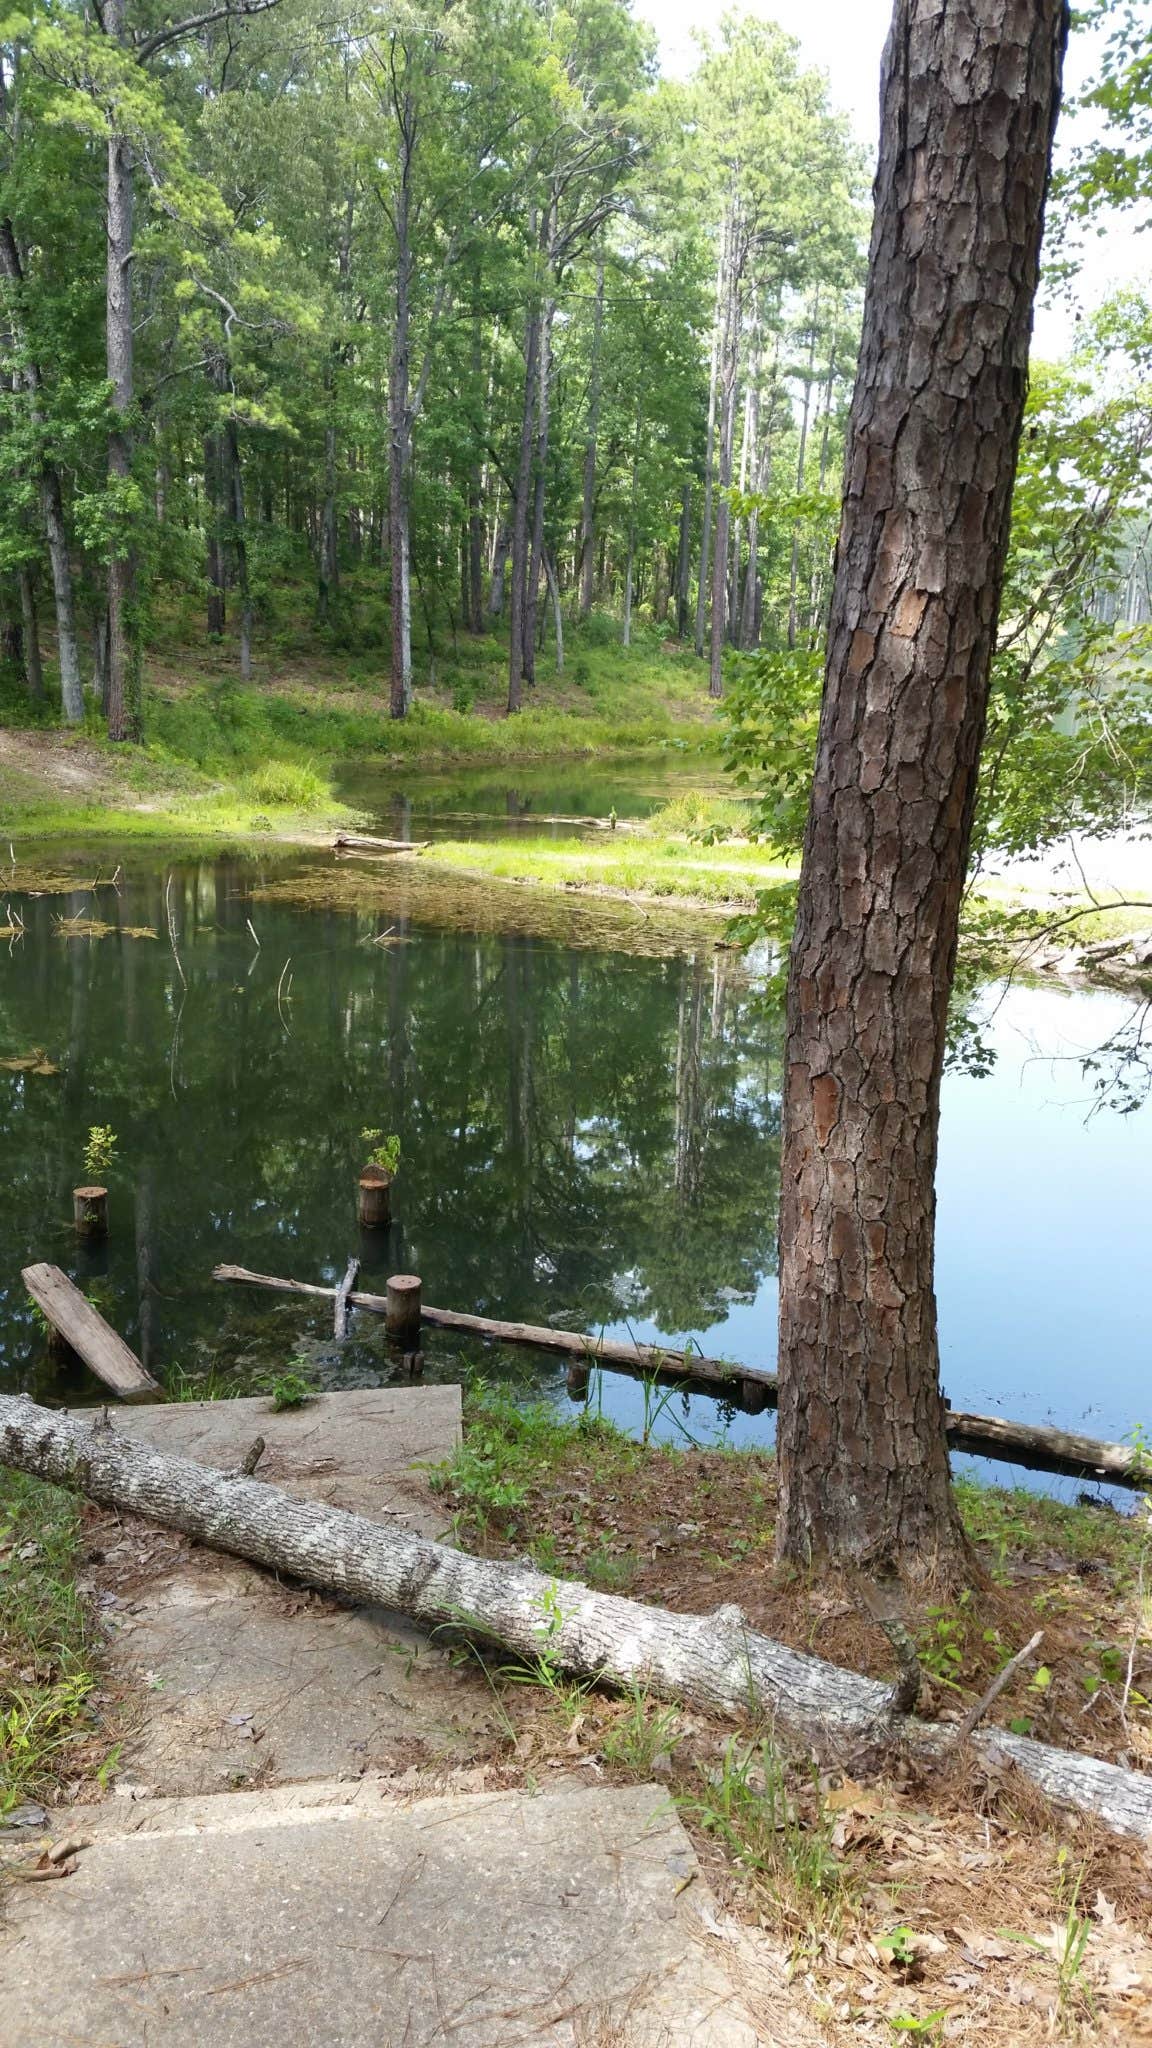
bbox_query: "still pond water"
[1,771,1149,1498]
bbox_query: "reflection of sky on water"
[601,980,1152,1495]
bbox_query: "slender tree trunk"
[577,254,604,619]
[204,430,226,636]
[675,482,692,640]
[708,221,739,701]
[0,217,84,721]
[622,409,641,648]
[319,413,339,620]
[775,0,1069,1576]
[507,286,540,713]
[544,551,563,673]
[105,98,136,742]
[694,230,726,659]
[18,563,43,698]
[787,292,820,651]
[489,521,510,618]
[227,419,253,681]
[389,115,414,720]
[523,295,554,690]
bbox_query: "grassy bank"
[0,1472,119,1819]
[426,1385,1152,2043]
[422,821,793,910]
[1,614,722,843]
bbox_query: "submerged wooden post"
[386,1273,421,1346]
[73,1186,108,1239]
[357,1166,392,1230]
[566,1361,591,1403]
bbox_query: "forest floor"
[3,1387,1151,2045]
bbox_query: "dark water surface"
[1,839,1149,1495]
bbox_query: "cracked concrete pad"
[86,1389,501,1795]
[2,1781,809,2047]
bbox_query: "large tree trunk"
[2,1393,1150,1839]
[776,0,1069,1575]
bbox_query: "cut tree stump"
[22,1264,159,1400]
[211,1264,1146,1489]
[2,1392,1150,1840]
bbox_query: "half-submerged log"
[210,1264,1145,1490]
[334,833,430,854]
[1,1393,1149,1839]
[22,1263,159,1401]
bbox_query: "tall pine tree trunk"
[708,221,739,701]
[694,229,726,659]
[105,103,136,742]
[775,0,1068,1576]
[507,293,540,713]
[675,482,692,641]
[388,114,414,720]
[577,255,604,619]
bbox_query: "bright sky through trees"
[638,0,1150,361]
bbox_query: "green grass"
[0,1472,110,1814]
[422,832,793,906]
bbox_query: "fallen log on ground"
[23,1264,159,1401]
[1,1393,1149,1838]
[333,832,430,854]
[211,1263,1145,1489]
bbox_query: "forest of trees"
[0,0,868,737]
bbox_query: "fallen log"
[211,1264,1145,1490]
[23,1264,159,1401]
[1,1392,1149,1838]
[333,833,430,854]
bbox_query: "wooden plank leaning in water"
[210,1263,1144,1489]
[2,1391,1151,1839]
[23,1263,160,1400]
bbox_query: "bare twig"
[954,1629,1044,1743]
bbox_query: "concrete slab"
[80,1388,503,1796]
[99,1386,462,1534]
[2,1781,808,2046]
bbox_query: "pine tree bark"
[776,0,1069,1575]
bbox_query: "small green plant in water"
[83,1125,117,1179]
[360,1129,401,1178]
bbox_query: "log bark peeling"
[1,1394,1149,1839]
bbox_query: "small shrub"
[360,1129,401,1177]
[244,760,331,812]
[83,1125,118,1179]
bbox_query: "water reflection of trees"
[0,858,783,1387]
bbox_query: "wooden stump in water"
[73,1186,108,1239]
[566,1361,591,1403]
[357,1166,392,1230]
[386,1274,421,1346]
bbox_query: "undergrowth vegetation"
[0,1473,114,1816]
